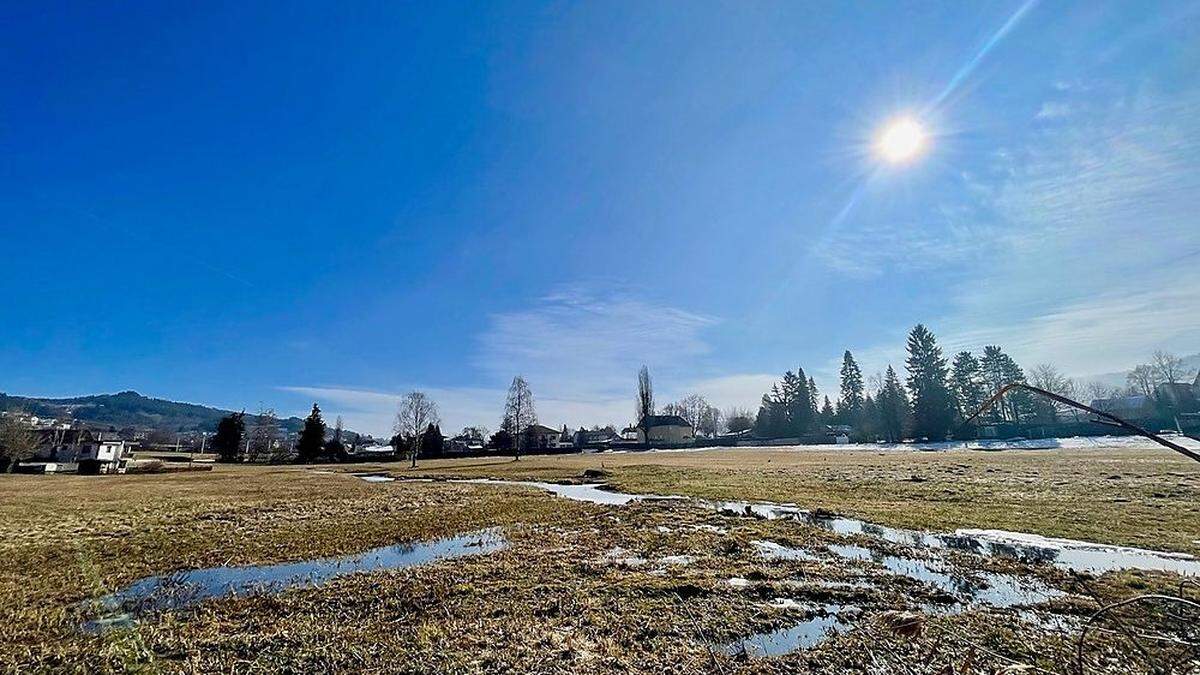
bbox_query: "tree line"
[202,333,1196,464]
[750,325,1196,443]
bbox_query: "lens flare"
[876,118,927,164]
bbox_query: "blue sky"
[3,1,1198,435]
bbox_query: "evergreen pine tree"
[213,411,246,463]
[859,394,880,441]
[950,351,987,420]
[754,394,775,438]
[904,325,955,440]
[879,366,910,442]
[820,396,835,426]
[838,350,865,425]
[807,375,820,421]
[778,372,801,436]
[296,403,327,463]
[792,369,814,436]
[420,423,444,457]
[980,345,1033,423]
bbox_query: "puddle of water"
[954,529,1200,575]
[441,479,1200,577]
[354,473,396,483]
[725,604,850,657]
[826,543,1062,608]
[84,529,505,632]
[457,479,661,505]
[712,497,1200,577]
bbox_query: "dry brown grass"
[401,445,1200,554]
[1,446,1194,672]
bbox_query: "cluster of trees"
[391,391,442,467]
[749,352,912,442]
[634,366,733,437]
[384,375,542,468]
[748,324,1113,443]
[660,394,723,436]
[753,366,825,439]
[202,341,1195,466]
[214,404,357,464]
[1124,351,1197,396]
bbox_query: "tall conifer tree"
[296,403,327,463]
[838,350,865,424]
[905,325,955,440]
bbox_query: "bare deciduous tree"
[395,391,440,468]
[636,365,654,423]
[1029,364,1079,422]
[1152,351,1194,384]
[1084,381,1122,403]
[0,412,40,472]
[722,407,755,434]
[665,394,721,437]
[501,376,536,460]
[249,407,280,463]
[1126,364,1157,397]
[460,426,489,442]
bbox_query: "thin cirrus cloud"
[820,83,1200,379]
[282,286,776,436]
[473,286,718,399]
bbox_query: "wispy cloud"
[282,285,775,435]
[831,83,1200,378]
[475,285,718,401]
[1035,101,1072,119]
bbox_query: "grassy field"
[406,444,1200,555]
[2,445,1197,672]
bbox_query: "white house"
[76,437,132,474]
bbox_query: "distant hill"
[0,390,308,434]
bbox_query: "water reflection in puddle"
[354,473,396,483]
[375,478,1200,576]
[712,498,1200,577]
[84,529,506,632]
[725,604,850,658]
[456,479,672,506]
[822,542,1062,608]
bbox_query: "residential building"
[76,433,133,474]
[1156,382,1200,413]
[574,427,617,447]
[635,414,694,446]
[522,424,561,449]
[1089,394,1157,421]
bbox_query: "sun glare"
[876,117,927,164]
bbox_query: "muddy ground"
[2,446,1197,673]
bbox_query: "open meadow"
[4,444,1199,673]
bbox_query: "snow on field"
[678,434,1200,454]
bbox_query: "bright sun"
[876,117,927,164]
